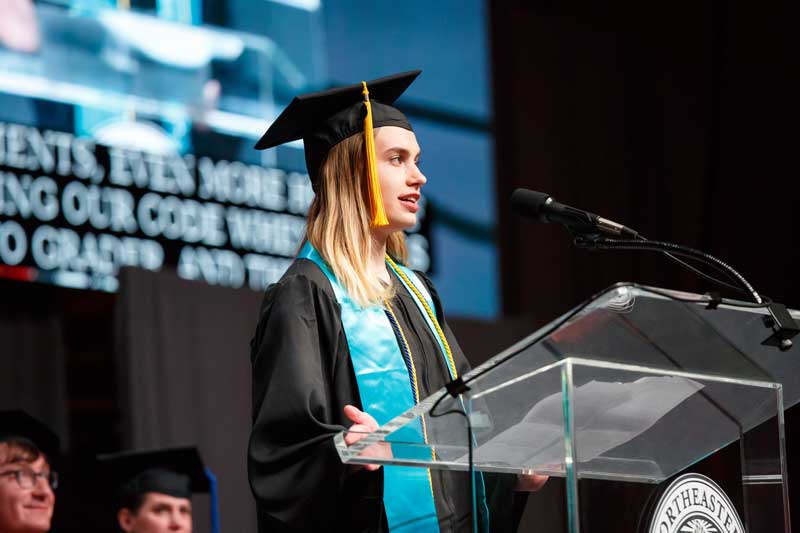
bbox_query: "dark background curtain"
[114,267,262,533]
[489,1,799,529]
[0,312,69,447]
[491,2,798,318]
[0,279,118,529]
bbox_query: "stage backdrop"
[489,2,800,529]
[114,267,263,533]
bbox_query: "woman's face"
[373,126,426,234]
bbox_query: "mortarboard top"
[96,446,210,501]
[97,446,219,533]
[97,446,220,533]
[254,70,421,198]
[0,409,60,459]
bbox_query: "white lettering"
[137,192,161,237]
[25,126,55,174]
[0,124,99,179]
[226,207,304,256]
[108,148,194,194]
[159,195,183,239]
[30,176,59,221]
[62,181,90,226]
[286,172,313,215]
[3,123,29,169]
[31,225,163,274]
[43,130,74,176]
[31,225,63,270]
[198,157,288,210]
[244,253,291,291]
[72,137,102,182]
[106,187,137,233]
[0,172,58,221]
[62,182,138,233]
[0,220,27,265]
[178,245,245,288]
[145,153,195,195]
[137,192,226,245]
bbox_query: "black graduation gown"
[248,259,523,532]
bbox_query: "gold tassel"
[362,82,389,227]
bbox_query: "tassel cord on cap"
[362,82,389,227]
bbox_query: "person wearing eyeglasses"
[0,410,60,533]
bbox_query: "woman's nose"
[409,164,426,186]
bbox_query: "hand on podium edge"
[343,404,391,472]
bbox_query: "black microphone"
[510,188,638,238]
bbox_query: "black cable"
[637,234,749,295]
[574,234,763,304]
[457,299,593,388]
[634,284,772,308]
[429,396,477,533]
[657,252,747,294]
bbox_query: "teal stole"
[298,242,489,532]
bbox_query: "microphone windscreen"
[510,189,551,218]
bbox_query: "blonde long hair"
[305,134,408,307]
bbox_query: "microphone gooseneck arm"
[508,189,762,304]
[573,233,800,351]
[509,188,800,349]
[573,233,763,304]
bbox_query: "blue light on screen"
[0,0,498,317]
[321,0,498,318]
[411,117,497,318]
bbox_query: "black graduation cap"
[255,70,421,226]
[0,410,60,459]
[97,446,209,500]
[97,446,219,532]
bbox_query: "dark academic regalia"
[248,259,524,532]
[0,410,60,460]
[250,70,525,532]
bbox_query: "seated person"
[0,409,59,533]
[97,447,218,533]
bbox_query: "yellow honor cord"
[362,82,389,227]
[384,299,436,498]
[385,256,459,380]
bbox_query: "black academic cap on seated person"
[254,70,421,198]
[97,447,219,533]
[0,410,60,459]
[96,447,210,502]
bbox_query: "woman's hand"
[515,471,549,492]
[343,404,389,471]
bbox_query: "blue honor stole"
[298,243,489,532]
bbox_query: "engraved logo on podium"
[649,473,744,533]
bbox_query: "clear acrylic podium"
[335,284,798,532]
